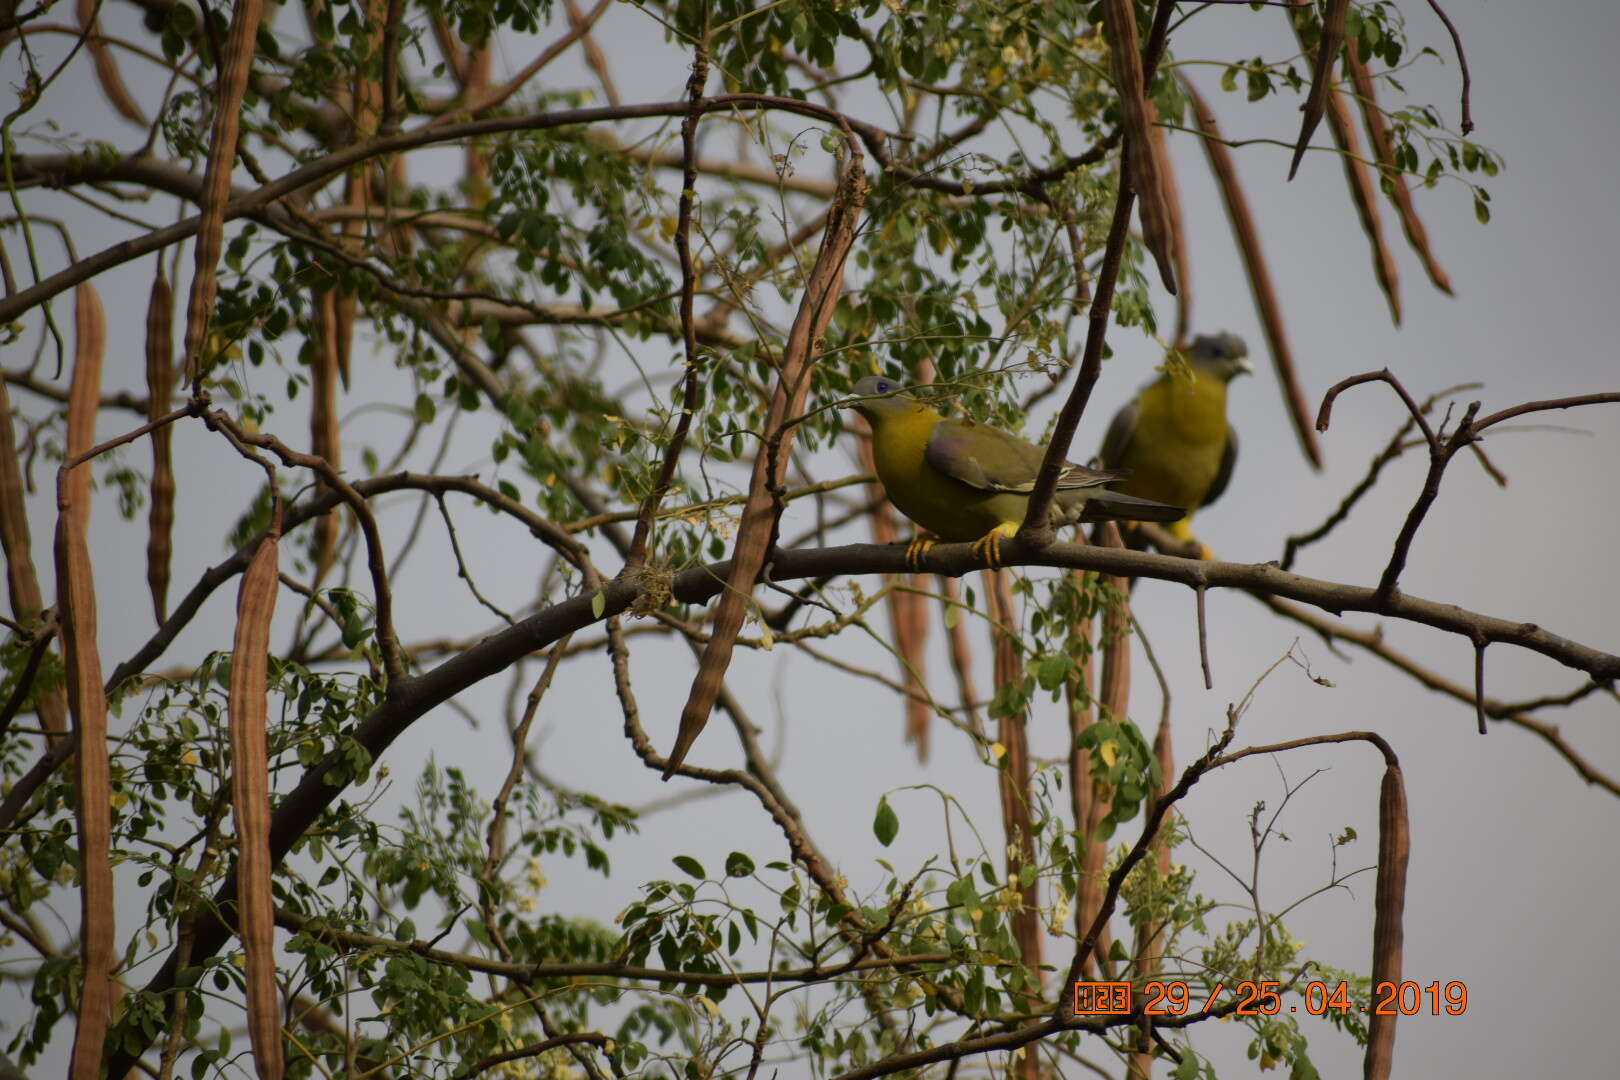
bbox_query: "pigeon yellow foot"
[1166,518,1218,561]
[970,522,1017,569]
[904,534,937,571]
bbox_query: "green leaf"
[1474,194,1491,224]
[724,851,755,877]
[1035,654,1072,691]
[672,855,705,879]
[591,591,606,618]
[873,797,899,847]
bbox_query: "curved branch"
[1,89,1117,326]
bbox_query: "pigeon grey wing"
[1053,461,1128,492]
[924,419,1046,493]
[927,419,1125,495]
[1098,398,1139,470]
[1202,424,1238,508]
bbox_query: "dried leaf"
[230,531,284,1080]
[146,267,176,622]
[1100,0,1177,294]
[1184,77,1323,470]
[1366,763,1410,1080]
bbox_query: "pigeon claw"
[970,522,1018,569]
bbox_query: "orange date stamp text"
[1071,980,1469,1017]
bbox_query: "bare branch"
[1422,0,1474,134]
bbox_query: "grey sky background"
[4,1,1619,1077]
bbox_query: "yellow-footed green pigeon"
[844,375,1184,565]
[1098,333,1250,557]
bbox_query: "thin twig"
[434,494,514,625]
[1423,0,1473,134]
[1252,591,1620,796]
[626,32,710,570]
[1194,583,1212,690]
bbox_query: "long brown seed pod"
[897,577,931,758]
[1183,77,1323,470]
[146,267,176,622]
[1328,78,1406,323]
[1344,47,1454,295]
[67,283,105,519]
[939,576,982,738]
[1100,0,1178,294]
[663,151,866,778]
[76,0,146,124]
[309,288,341,580]
[1094,526,1135,984]
[988,570,1043,1036]
[429,16,466,84]
[180,0,266,384]
[230,529,284,1080]
[1130,551,1174,1080]
[1288,3,1402,324]
[1323,76,1402,324]
[1097,554,1131,725]
[57,443,113,1080]
[0,381,43,621]
[333,0,385,388]
[1065,561,1112,979]
[1287,0,1349,180]
[1366,763,1410,1080]
[1152,122,1193,345]
[860,439,932,760]
[0,379,67,738]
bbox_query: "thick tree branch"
[99,531,1619,1075]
